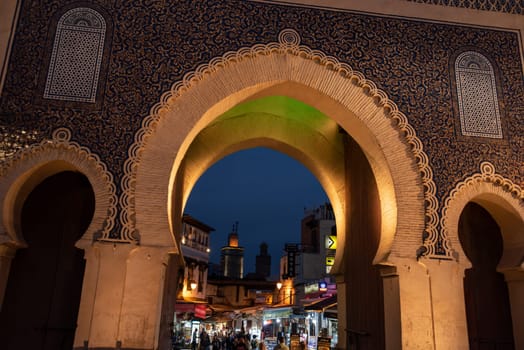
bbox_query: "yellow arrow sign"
[325,235,337,249]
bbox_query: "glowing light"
[190,280,197,290]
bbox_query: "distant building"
[279,203,336,303]
[206,278,279,335]
[255,242,271,279]
[301,203,335,254]
[220,223,244,279]
[179,214,214,300]
[299,203,336,280]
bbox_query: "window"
[454,51,502,138]
[44,8,106,102]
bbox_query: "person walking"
[274,337,289,350]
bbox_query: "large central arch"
[119,29,440,348]
[124,30,433,266]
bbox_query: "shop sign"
[290,334,300,350]
[174,303,206,319]
[317,337,331,350]
[194,304,206,319]
[304,283,319,294]
[263,307,292,319]
[325,236,337,250]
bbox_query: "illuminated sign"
[325,235,337,249]
[319,281,327,291]
[305,282,319,294]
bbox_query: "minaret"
[220,222,244,279]
[255,242,271,278]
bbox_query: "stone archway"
[125,29,432,261]
[0,127,118,312]
[440,161,524,349]
[123,29,439,349]
[0,127,118,247]
[0,170,95,350]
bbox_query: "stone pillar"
[0,244,16,310]
[74,242,135,349]
[504,268,524,350]
[425,258,469,350]
[74,241,178,350]
[117,245,174,350]
[391,257,435,350]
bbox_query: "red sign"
[175,303,207,319]
[175,303,195,313]
[194,304,206,319]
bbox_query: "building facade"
[179,214,214,301]
[299,203,336,280]
[221,225,245,279]
[0,1,523,349]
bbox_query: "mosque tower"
[255,242,271,279]
[220,222,244,279]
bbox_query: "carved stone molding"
[440,161,524,262]
[122,29,439,257]
[0,127,121,244]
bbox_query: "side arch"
[0,128,118,247]
[440,161,524,269]
[123,29,436,264]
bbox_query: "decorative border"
[440,161,524,260]
[406,0,523,15]
[0,127,121,243]
[121,29,442,258]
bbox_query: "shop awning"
[175,303,207,319]
[304,294,337,312]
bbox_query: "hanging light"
[190,280,197,290]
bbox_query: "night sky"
[184,147,328,279]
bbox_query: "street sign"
[325,235,337,249]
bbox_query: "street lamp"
[276,282,282,304]
[190,280,197,290]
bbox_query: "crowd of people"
[173,327,302,350]
[187,329,265,350]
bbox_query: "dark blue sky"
[185,147,328,278]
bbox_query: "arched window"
[44,8,106,103]
[454,51,503,138]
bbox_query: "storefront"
[262,307,293,350]
[303,295,337,350]
[173,303,207,349]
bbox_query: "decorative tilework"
[406,0,523,15]
[44,7,106,103]
[0,0,522,241]
[455,51,503,138]
[0,127,39,162]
